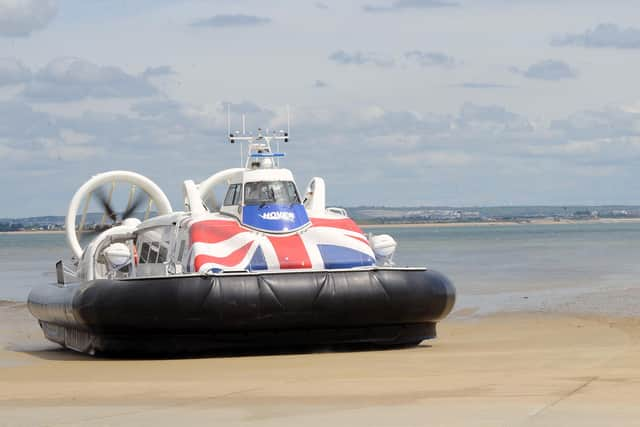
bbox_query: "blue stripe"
[249,153,285,158]
[317,244,376,269]
[248,245,268,271]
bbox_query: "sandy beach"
[1,302,639,426]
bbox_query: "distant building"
[611,210,630,217]
[460,211,481,219]
[572,210,592,219]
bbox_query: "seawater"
[0,233,68,301]
[367,223,640,315]
[1,223,640,314]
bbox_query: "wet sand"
[1,303,639,426]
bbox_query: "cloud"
[456,103,532,132]
[552,23,640,49]
[131,99,181,118]
[0,57,31,86]
[315,104,640,183]
[391,150,472,167]
[4,96,640,214]
[141,65,175,78]
[220,101,274,115]
[0,100,56,140]
[405,50,457,68]
[0,94,244,215]
[329,50,458,69]
[452,82,511,89]
[191,14,271,28]
[524,136,640,169]
[0,101,102,165]
[328,50,394,67]
[219,101,276,130]
[297,103,532,147]
[0,0,57,37]
[512,60,578,81]
[526,140,601,157]
[21,57,157,102]
[363,0,458,13]
[315,2,328,9]
[550,108,640,140]
[313,80,328,88]
[281,103,539,202]
[356,108,431,133]
[458,103,518,123]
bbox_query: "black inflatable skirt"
[27,267,456,355]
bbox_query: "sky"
[1,0,640,217]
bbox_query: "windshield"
[244,181,300,206]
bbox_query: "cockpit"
[223,181,301,207]
[244,181,300,206]
[221,178,309,233]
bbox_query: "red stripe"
[310,217,365,234]
[190,219,244,244]
[194,242,253,270]
[268,235,311,269]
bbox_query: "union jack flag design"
[187,217,376,272]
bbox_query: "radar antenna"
[226,106,290,169]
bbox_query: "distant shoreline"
[2,217,640,235]
[360,217,640,228]
[0,230,65,235]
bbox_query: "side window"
[286,182,300,203]
[158,246,168,263]
[139,242,150,264]
[232,184,243,205]
[148,242,159,263]
[137,226,172,265]
[177,240,186,262]
[223,184,239,206]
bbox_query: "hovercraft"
[28,124,455,355]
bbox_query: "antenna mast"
[241,115,246,167]
[227,107,290,169]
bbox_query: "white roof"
[242,168,295,183]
